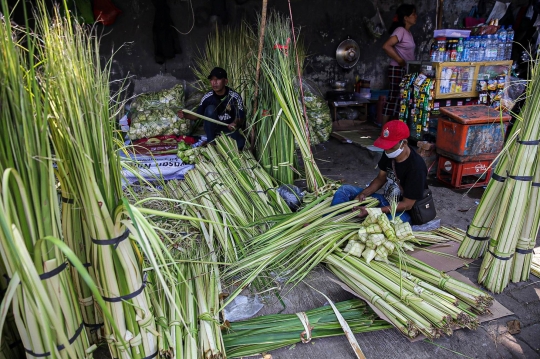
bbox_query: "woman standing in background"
[382,4,417,125]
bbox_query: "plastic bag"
[298,79,332,145]
[277,184,304,211]
[295,79,332,147]
[128,108,190,140]
[411,218,441,232]
[500,76,526,111]
[223,295,264,322]
[131,84,185,112]
[487,1,511,24]
[363,6,386,39]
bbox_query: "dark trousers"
[203,105,245,150]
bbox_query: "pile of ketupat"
[342,208,416,262]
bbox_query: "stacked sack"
[128,84,191,140]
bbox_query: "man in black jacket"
[178,67,245,149]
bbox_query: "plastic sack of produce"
[298,79,332,145]
[130,83,185,111]
[128,108,190,140]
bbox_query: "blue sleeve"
[196,98,205,116]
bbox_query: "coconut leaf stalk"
[36,6,160,356]
[255,13,297,185]
[222,197,379,306]
[457,151,512,259]
[432,226,467,242]
[478,60,540,293]
[326,254,435,339]
[57,181,102,344]
[166,135,291,263]
[120,203,200,359]
[0,3,98,356]
[511,148,540,282]
[259,12,325,192]
[0,268,23,359]
[213,136,290,215]
[387,253,493,312]
[325,250,489,339]
[222,299,391,358]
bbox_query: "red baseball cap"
[373,120,410,150]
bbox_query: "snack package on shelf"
[399,73,434,139]
[476,72,508,109]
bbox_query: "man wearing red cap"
[178,67,245,149]
[331,120,428,223]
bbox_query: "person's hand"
[352,206,368,218]
[355,193,367,203]
[398,58,406,66]
[227,121,238,131]
[177,110,185,119]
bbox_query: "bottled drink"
[450,40,458,61]
[497,26,507,44]
[505,41,513,60]
[430,42,439,62]
[491,35,499,60]
[485,35,494,61]
[507,25,514,43]
[497,39,505,60]
[436,37,446,62]
[474,35,481,50]
[478,35,486,61]
[470,36,478,61]
[444,41,451,62]
[506,25,514,60]
[493,35,500,60]
[462,38,470,61]
[457,38,464,61]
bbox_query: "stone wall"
[97,0,527,96]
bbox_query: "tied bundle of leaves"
[222,299,391,358]
[326,249,493,340]
[458,54,540,292]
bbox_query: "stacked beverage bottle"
[430,26,513,63]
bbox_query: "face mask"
[386,141,404,159]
